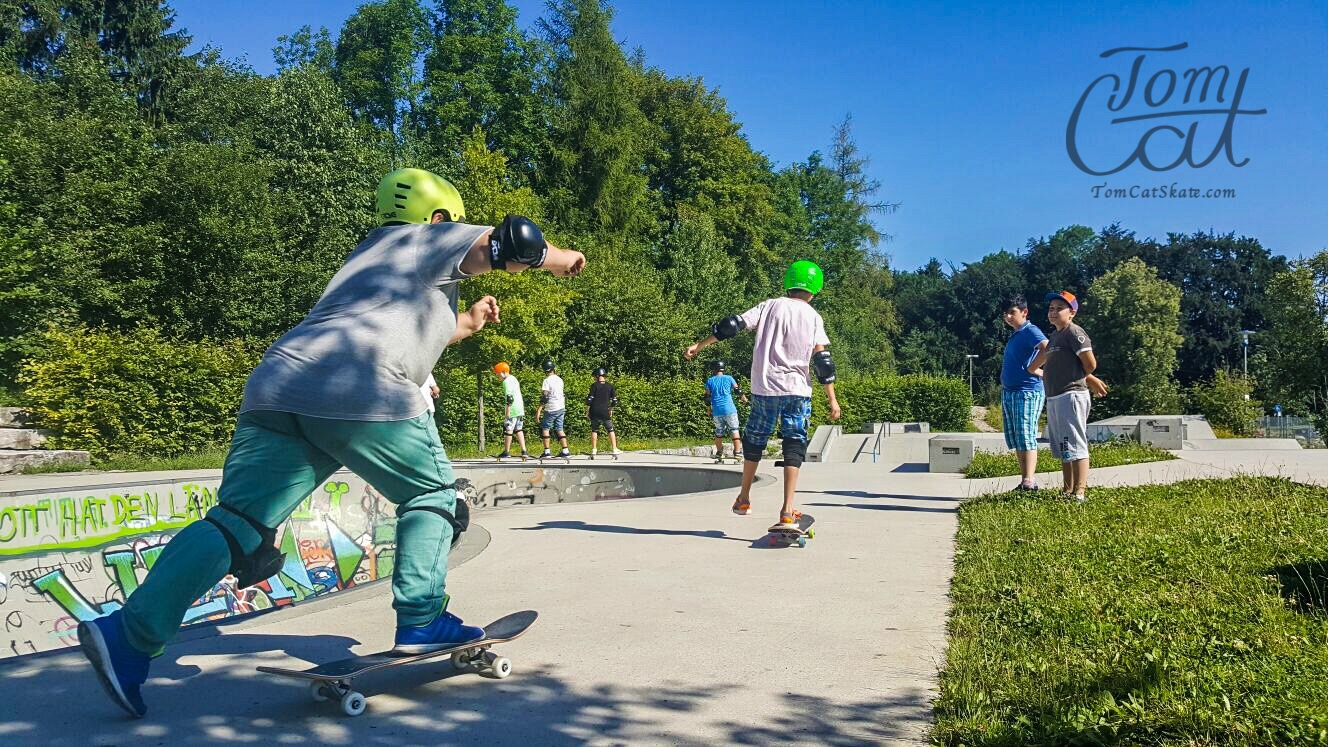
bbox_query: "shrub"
[1187,370,1261,437]
[19,325,257,459]
[432,369,972,450]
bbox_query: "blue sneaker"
[78,610,151,718]
[393,610,485,655]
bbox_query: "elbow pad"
[610,396,619,406]
[712,315,746,341]
[585,394,595,405]
[811,350,836,384]
[489,214,548,270]
[540,393,550,405]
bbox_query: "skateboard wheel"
[341,691,367,717]
[488,656,513,679]
[796,538,807,548]
[310,681,331,702]
[806,529,815,538]
[451,650,475,671]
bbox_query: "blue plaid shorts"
[1001,389,1045,451]
[743,395,812,447]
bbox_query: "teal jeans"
[122,410,460,655]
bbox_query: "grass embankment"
[934,476,1328,745]
[964,440,1176,479]
[17,436,712,474]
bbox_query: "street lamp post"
[1240,330,1255,378]
[965,354,979,398]
[1239,330,1256,401]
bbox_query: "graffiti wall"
[0,462,739,660]
[0,472,395,659]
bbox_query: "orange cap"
[492,361,510,375]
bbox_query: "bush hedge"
[436,368,971,449]
[19,329,971,458]
[19,325,258,459]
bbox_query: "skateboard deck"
[764,513,815,548]
[257,610,538,716]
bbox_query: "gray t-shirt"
[1043,322,1093,397]
[240,222,490,420]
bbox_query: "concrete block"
[1138,417,1184,449]
[0,407,30,427]
[0,449,90,474]
[928,437,974,473]
[0,428,51,449]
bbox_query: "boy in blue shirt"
[1000,295,1048,490]
[704,361,745,463]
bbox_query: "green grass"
[964,440,1176,479]
[16,436,713,474]
[984,405,1004,432]
[933,476,1328,745]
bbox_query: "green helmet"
[784,260,824,295]
[376,168,466,225]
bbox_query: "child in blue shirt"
[1000,295,1048,489]
[704,361,745,462]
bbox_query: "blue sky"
[170,0,1327,271]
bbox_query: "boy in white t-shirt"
[685,260,842,528]
[535,359,570,459]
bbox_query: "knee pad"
[398,479,470,548]
[781,439,808,469]
[202,505,285,589]
[741,437,765,463]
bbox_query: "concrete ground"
[2,442,1326,746]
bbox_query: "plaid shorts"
[743,395,811,447]
[1001,389,1045,451]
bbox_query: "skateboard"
[712,455,741,465]
[587,453,619,460]
[493,453,530,462]
[257,610,538,717]
[764,513,815,548]
[538,452,571,464]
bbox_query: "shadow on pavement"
[511,519,750,542]
[1,637,932,745]
[890,463,930,473]
[804,501,958,515]
[803,489,956,503]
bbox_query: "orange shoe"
[779,510,802,527]
[731,498,752,515]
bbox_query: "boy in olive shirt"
[1027,291,1108,501]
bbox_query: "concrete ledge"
[807,424,842,462]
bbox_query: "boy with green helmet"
[78,168,587,719]
[684,260,842,528]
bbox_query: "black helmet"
[593,367,607,377]
[542,359,556,372]
[709,360,725,372]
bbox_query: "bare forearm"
[449,316,478,344]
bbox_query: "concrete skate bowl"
[0,463,739,659]
[452,461,743,510]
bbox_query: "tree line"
[1,0,1324,434]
